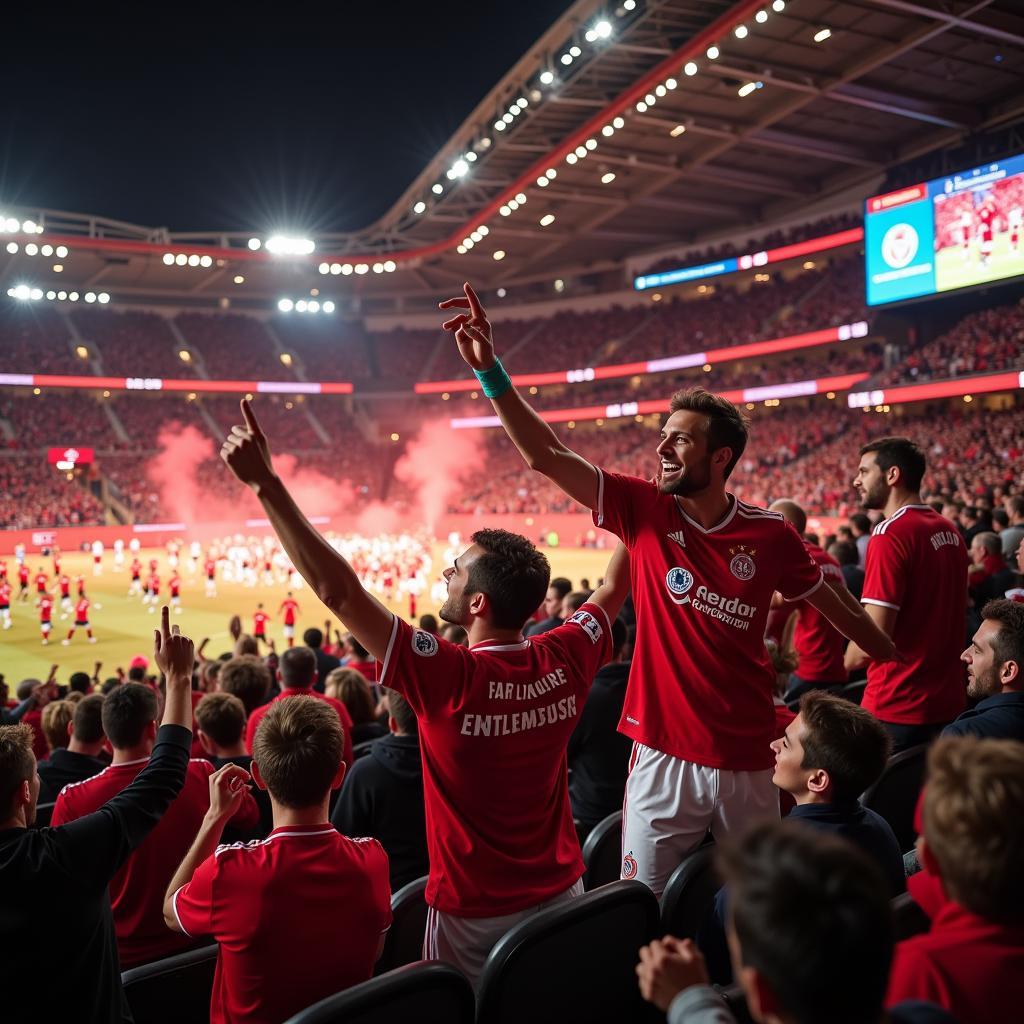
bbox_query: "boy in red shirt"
[63,596,96,645]
[0,580,11,630]
[18,563,30,601]
[278,593,300,647]
[887,736,1024,1020]
[34,567,48,597]
[168,572,182,614]
[252,604,270,644]
[220,398,631,982]
[166,696,392,1024]
[39,594,54,645]
[53,678,260,967]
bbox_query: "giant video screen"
[864,153,1024,306]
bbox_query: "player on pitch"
[438,282,899,897]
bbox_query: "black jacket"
[0,724,190,1024]
[37,747,108,804]
[942,691,1024,742]
[524,615,562,637]
[331,733,427,890]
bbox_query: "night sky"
[0,1,575,234]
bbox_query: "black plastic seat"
[121,943,218,1024]
[860,743,929,851]
[840,680,868,705]
[891,891,930,941]
[659,844,719,938]
[581,809,622,890]
[476,879,661,1024]
[375,875,428,975]
[351,739,377,760]
[283,961,474,1024]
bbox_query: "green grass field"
[2,545,611,687]
[935,233,1024,293]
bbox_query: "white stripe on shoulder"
[874,505,917,536]
[171,886,192,936]
[737,500,783,520]
[379,614,400,685]
[58,763,113,796]
[595,466,605,527]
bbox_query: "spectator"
[829,539,865,601]
[968,532,1014,607]
[1001,495,1024,563]
[331,687,428,890]
[165,696,392,1024]
[942,599,1024,741]
[440,623,468,646]
[560,590,593,619]
[524,575,572,636]
[244,646,354,768]
[217,654,271,716]
[0,609,194,1024]
[52,677,259,967]
[68,670,94,696]
[195,691,272,837]
[849,512,872,567]
[324,667,387,745]
[637,822,955,1024]
[37,694,108,803]
[303,627,340,690]
[887,737,1024,1019]
[418,613,439,634]
[341,632,376,680]
[567,616,632,833]
[41,700,74,755]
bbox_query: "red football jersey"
[205,559,216,577]
[0,560,6,578]
[58,575,70,596]
[38,596,53,622]
[169,575,181,596]
[0,582,10,604]
[380,604,612,916]
[34,572,48,591]
[52,757,260,968]
[18,565,29,584]
[245,691,354,769]
[792,541,847,683]
[861,505,968,725]
[280,599,299,625]
[252,611,269,634]
[594,471,823,771]
[74,598,89,623]
[131,559,142,577]
[172,826,392,1024]
[148,574,160,593]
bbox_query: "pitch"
[935,232,1024,293]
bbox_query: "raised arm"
[220,400,394,661]
[439,282,599,510]
[586,542,632,625]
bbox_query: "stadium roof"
[3,0,1024,312]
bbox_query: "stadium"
[2,1,1024,1021]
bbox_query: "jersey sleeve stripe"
[170,886,192,937]
[594,466,606,527]
[862,597,900,611]
[379,614,400,686]
[788,572,825,603]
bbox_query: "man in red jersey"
[278,592,300,646]
[38,593,54,645]
[769,499,851,702]
[168,571,182,614]
[204,555,217,597]
[846,437,968,751]
[252,604,270,644]
[53,572,73,619]
[220,397,631,983]
[75,573,87,598]
[63,596,96,645]
[34,567,48,598]
[18,562,30,601]
[244,646,354,767]
[0,558,7,582]
[129,556,143,596]
[146,572,161,613]
[436,282,896,896]
[52,667,259,968]
[165,696,392,1024]
[0,579,12,630]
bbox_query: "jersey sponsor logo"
[568,609,603,645]
[667,530,686,549]
[728,546,757,581]
[666,567,695,603]
[411,629,438,657]
[622,853,638,880]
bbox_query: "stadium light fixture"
[41,244,53,256]
[493,250,506,261]
[187,254,200,266]
[53,264,63,273]
[613,116,625,129]
[457,245,467,254]
[466,152,477,162]
[6,242,18,254]
[539,214,556,226]
[602,124,614,137]
[756,9,769,23]
[814,27,831,42]
[575,145,588,158]
[323,301,335,313]
[319,262,330,274]
[738,81,763,97]
[248,238,262,250]
[55,245,68,258]
[585,138,597,151]
[601,172,616,184]
[670,124,687,136]
[684,61,698,76]
[516,192,526,204]
[495,120,506,131]
[355,263,369,274]
[655,84,666,98]
[5,218,18,232]
[278,298,294,312]
[432,183,444,194]
[69,291,79,301]
[772,0,784,10]
[540,70,555,85]
[25,243,38,256]
[566,152,578,164]
[666,77,677,89]
[635,101,648,112]
[84,292,96,303]
[175,254,187,265]
[707,45,720,59]
[162,253,175,265]
[341,264,354,275]
[734,24,748,38]
[623,0,636,9]
[499,205,511,216]
[265,235,315,256]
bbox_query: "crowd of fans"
[0,454,104,528]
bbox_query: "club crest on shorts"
[622,852,638,880]
[411,629,438,657]
[568,608,603,644]
[728,545,756,581]
[666,567,694,599]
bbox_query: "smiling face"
[852,451,890,510]
[656,410,717,497]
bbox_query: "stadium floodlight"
[330,263,342,275]
[493,250,505,261]
[41,244,53,256]
[69,291,79,301]
[175,253,187,265]
[814,27,831,42]
[575,145,588,158]
[187,254,200,266]
[57,290,67,300]
[655,85,666,97]
[5,217,18,232]
[507,199,519,211]
[85,292,96,303]
[47,291,56,301]
[200,255,213,267]
[318,262,330,274]
[432,183,444,194]
[162,253,174,265]
[502,112,514,124]
[772,0,785,10]
[684,61,698,76]
[539,214,556,226]
[372,263,384,273]
[585,138,597,150]
[265,235,315,256]
[6,242,18,254]
[537,175,549,187]
[98,293,110,304]
[636,101,648,112]
[355,263,369,274]
[463,237,475,249]
[623,0,636,9]
[509,103,521,115]
[413,201,426,214]
[478,225,489,236]
[248,237,262,250]
[561,53,573,65]
[499,205,511,216]
[22,220,38,233]
[585,29,596,42]
[566,152,578,164]
[451,158,469,178]
[384,259,397,272]
[296,299,308,312]
[457,245,467,254]
[734,24,748,38]
[516,192,526,204]
[25,243,38,255]
[738,81,762,97]
[540,70,555,85]
[308,300,320,312]
[52,264,63,273]
[601,172,616,184]
[670,124,687,136]
[30,288,42,300]
[323,301,335,313]
[569,45,581,57]
[666,77,678,89]
[613,116,625,129]
[594,20,612,39]
[278,298,294,312]
[55,245,68,258]
[494,120,505,131]
[478,137,492,149]
[756,9,769,23]
[233,274,245,284]
[341,264,354,275]
[707,45,720,59]
[13,284,31,300]
[645,93,656,105]
[602,124,614,137]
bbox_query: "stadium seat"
[475,879,661,1024]
[283,961,474,1024]
[352,739,377,760]
[659,844,719,939]
[33,802,55,828]
[120,943,218,1024]
[719,983,757,1024]
[581,809,622,890]
[840,680,868,705]
[375,875,428,975]
[891,891,930,942]
[859,744,929,851]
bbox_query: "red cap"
[129,655,149,670]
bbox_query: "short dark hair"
[384,687,417,736]
[469,529,550,630]
[418,614,438,634]
[72,694,106,744]
[253,696,343,809]
[828,540,859,567]
[127,666,147,683]
[195,692,246,747]
[345,633,369,660]
[302,627,324,649]
[668,386,749,479]
[326,668,376,725]
[718,821,893,1024]
[0,724,36,815]
[218,655,271,715]
[101,682,159,749]
[280,646,317,689]
[859,436,926,491]
[981,599,1024,674]
[992,509,1009,529]
[549,577,572,601]
[564,591,591,616]
[1008,495,1024,518]
[798,690,891,801]
[68,672,92,694]
[848,513,871,535]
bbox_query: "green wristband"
[474,358,512,399]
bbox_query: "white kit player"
[437,282,898,895]
[113,537,125,570]
[91,539,104,575]
[189,539,202,574]
[129,536,141,557]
